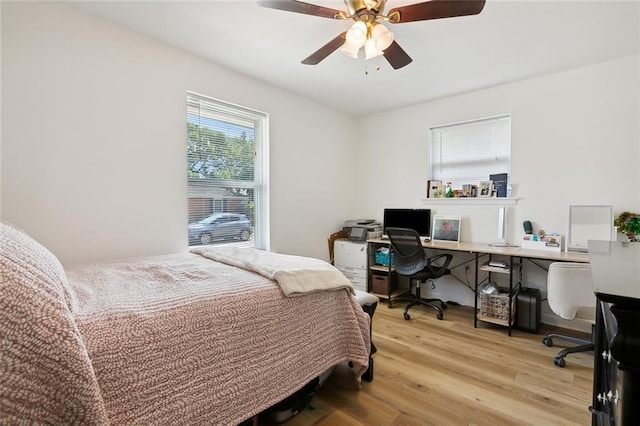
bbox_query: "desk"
[588,241,640,425]
[369,239,590,262]
[367,239,589,335]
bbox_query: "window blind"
[186,92,268,249]
[430,115,511,189]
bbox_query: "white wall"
[355,55,639,238]
[0,2,357,264]
[354,54,640,329]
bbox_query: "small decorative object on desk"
[615,211,640,242]
[432,215,461,243]
[521,232,563,252]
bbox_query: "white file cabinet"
[334,240,367,292]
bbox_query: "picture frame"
[478,181,493,198]
[427,180,442,198]
[432,215,461,243]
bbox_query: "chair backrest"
[327,230,347,265]
[387,228,453,278]
[386,227,429,276]
[547,262,596,321]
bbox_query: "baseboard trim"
[541,313,592,334]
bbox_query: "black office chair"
[386,227,453,321]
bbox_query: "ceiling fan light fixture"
[346,21,367,48]
[371,22,394,52]
[340,40,360,59]
[364,38,382,60]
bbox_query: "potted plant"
[614,211,640,242]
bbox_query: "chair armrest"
[426,253,453,277]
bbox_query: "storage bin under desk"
[479,291,515,325]
[371,274,397,295]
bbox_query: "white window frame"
[187,92,270,250]
[429,114,511,191]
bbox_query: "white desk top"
[369,239,590,263]
[589,240,640,301]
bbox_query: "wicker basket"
[480,292,515,321]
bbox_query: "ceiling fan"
[257,0,486,70]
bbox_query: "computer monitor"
[383,208,431,238]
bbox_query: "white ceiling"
[67,0,640,117]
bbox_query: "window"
[429,115,511,190]
[187,92,269,249]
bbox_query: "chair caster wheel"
[436,312,444,320]
[543,337,553,347]
[404,313,410,320]
[441,303,448,310]
[553,356,566,368]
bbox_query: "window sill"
[421,197,519,206]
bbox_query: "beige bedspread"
[1,223,108,425]
[1,221,370,425]
[67,252,371,425]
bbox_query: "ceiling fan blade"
[383,41,413,70]
[257,0,347,19]
[387,0,486,24]
[301,32,346,65]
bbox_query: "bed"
[0,223,371,425]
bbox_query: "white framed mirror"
[567,204,615,252]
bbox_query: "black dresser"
[589,241,640,425]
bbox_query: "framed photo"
[479,181,493,198]
[434,185,446,198]
[427,180,442,198]
[432,215,461,243]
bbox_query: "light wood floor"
[261,303,594,426]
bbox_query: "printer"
[343,219,383,241]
